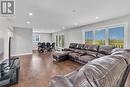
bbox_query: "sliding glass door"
[55,34,64,48]
[56,35,58,47]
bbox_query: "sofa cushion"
[62,48,75,51]
[69,53,81,58]
[73,49,86,54]
[87,44,99,52]
[111,48,123,53]
[69,43,78,49]
[49,75,73,87]
[99,46,115,55]
[76,44,85,49]
[66,71,78,84]
[97,53,106,58]
[87,51,98,57]
[82,44,89,50]
[73,70,92,87]
[73,55,128,87]
[111,49,130,64]
[78,55,95,63]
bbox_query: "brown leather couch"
[49,49,130,87]
[62,43,115,65]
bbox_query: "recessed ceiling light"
[26,21,30,24]
[96,16,99,19]
[28,12,33,16]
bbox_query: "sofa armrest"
[49,75,73,87]
[62,48,74,51]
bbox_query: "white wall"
[33,33,52,50]
[0,31,4,60]
[39,33,52,42]
[52,15,130,48]
[0,18,13,61]
[52,29,82,48]
[12,27,32,55]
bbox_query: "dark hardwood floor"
[10,51,130,87]
[11,51,81,87]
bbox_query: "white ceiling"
[14,0,130,33]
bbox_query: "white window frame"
[82,22,128,48]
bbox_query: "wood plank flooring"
[10,52,80,87]
[10,51,130,87]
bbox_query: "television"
[9,37,11,66]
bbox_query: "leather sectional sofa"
[62,43,115,65]
[0,57,20,87]
[49,49,130,87]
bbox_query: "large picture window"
[85,31,93,44]
[84,24,126,48]
[95,29,106,45]
[108,27,124,48]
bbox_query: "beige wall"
[52,15,130,48]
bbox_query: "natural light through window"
[108,27,124,48]
[95,29,106,45]
[84,24,126,48]
[55,34,64,48]
[85,31,93,44]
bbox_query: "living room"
[0,0,130,87]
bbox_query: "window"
[32,34,40,42]
[85,31,93,44]
[95,29,106,45]
[55,34,64,48]
[108,27,124,48]
[83,24,126,48]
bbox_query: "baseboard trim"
[12,53,32,56]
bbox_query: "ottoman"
[53,51,70,62]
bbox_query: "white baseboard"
[12,53,32,56]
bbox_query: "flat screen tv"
[9,37,11,66]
